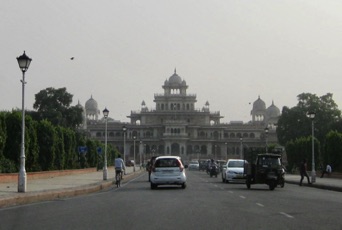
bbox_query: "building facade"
[84,70,281,163]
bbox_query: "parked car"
[188,160,200,170]
[150,156,187,189]
[126,160,135,167]
[222,159,248,183]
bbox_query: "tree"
[277,93,341,146]
[25,116,40,171]
[55,126,66,170]
[63,128,77,169]
[32,87,83,128]
[324,131,342,171]
[0,112,6,159]
[285,136,320,173]
[3,111,22,167]
[37,120,57,171]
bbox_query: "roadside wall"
[0,168,97,183]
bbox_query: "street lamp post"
[17,51,32,193]
[240,138,243,159]
[144,144,146,163]
[102,108,109,180]
[133,136,136,172]
[122,126,127,165]
[225,142,228,160]
[307,111,316,183]
[264,127,269,153]
[139,141,142,167]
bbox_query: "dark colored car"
[199,159,209,171]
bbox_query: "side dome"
[266,101,280,118]
[252,96,266,112]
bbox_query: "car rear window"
[228,161,244,167]
[155,158,180,168]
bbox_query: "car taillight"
[179,165,184,172]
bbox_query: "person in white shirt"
[114,154,126,179]
[321,164,332,178]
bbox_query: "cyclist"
[114,154,125,181]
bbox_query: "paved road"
[1,170,342,230]
[1,168,342,208]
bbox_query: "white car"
[188,161,199,170]
[222,159,248,183]
[150,156,187,189]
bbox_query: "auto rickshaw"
[245,153,285,190]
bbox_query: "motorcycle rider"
[209,159,218,176]
[209,159,217,167]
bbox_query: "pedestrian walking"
[320,164,332,178]
[299,158,311,186]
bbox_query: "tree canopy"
[277,93,341,146]
[32,87,83,129]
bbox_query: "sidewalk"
[0,167,144,208]
[285,174,342,192]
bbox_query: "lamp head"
[17,51,32,73]
[307,111,316,119]
[102,107,109,118]
[264,127,269,134]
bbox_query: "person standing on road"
[115,154,126,179]
[321,164,332,178]
[299,158,311,186]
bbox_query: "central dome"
[169,73,182,84]
[168,69,182,84]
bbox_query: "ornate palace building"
[83,70,281,163]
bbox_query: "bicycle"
[115,170,123,187]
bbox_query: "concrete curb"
[0,170,144,208]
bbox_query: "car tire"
[269,181,276,191]
[246,176,251,189]
[150,183,157,190]
[181,183,186,189]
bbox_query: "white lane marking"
[228,191,234,194]
[256,203,264,207]
[280,212,294,219]
[239,195,246,199]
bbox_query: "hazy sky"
[2,0,342,123]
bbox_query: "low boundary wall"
[0,168,97,183]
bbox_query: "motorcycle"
[209,164,219,177]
